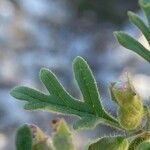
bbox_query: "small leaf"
[88,136,129,150]
[10,86,59,104]
[128,11,150,43]
[16,124,32,150]
[73,56,119,126]
[128,131,150,150]
[10,86,94,116]
[114,31,150,62]
[136,141,150,150]
[139,0,150,26]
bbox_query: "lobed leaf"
[39,68,95,113]
[136,141,150,150]
[11,57,120,130]
[10,86,93,117]
[10,86,60,104]
[40,68,79,108]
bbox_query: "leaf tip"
[127,11,137,21]
[39,67,52,82]
[127,11,134,17]
[113,31,123,41]
[39,67,48,76]
[10,86,21,98]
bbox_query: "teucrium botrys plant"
[11,0,150,149]
[114,0,150,62]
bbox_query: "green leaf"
[39,68,93,113]
[136,141,150,150]
[88,136,129,150]
[73,116,100,130]
[16,124,32,150]
[114,31,150,62]
[53,119,75,150]
[139,0,150,26]
[128,11,150,43]
[73,56,103,116]
[40,68,77,107]
[128,131,150,150]
[10,86,93,116]
[72,57,119,125]
[10,57,120,130]
[10,86,59,103]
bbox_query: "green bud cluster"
[15,119,75,150]
[30,124,54,150]
[109,79,144,130]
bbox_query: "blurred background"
[0,0,150,149]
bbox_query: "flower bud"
[29,124,54,150]
[118,106,143,130]
[110,79,136,106]
[52,118,75,150]
[32,139,54,150]
[109,78,144,130]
